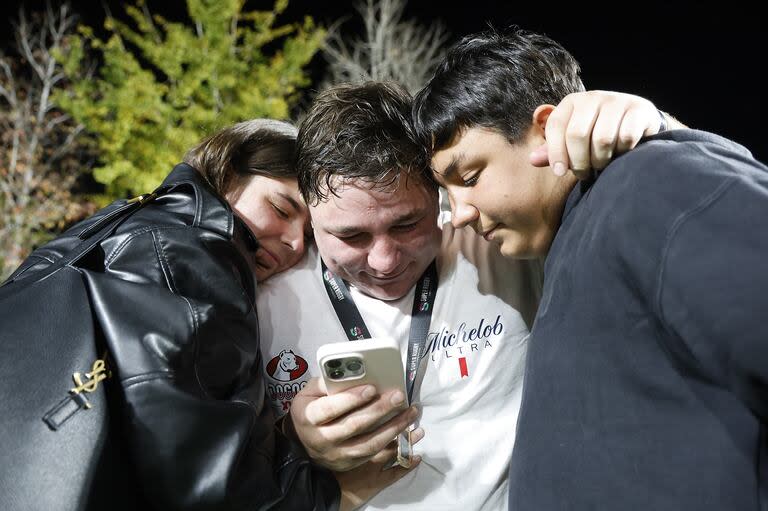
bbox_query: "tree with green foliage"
[57,0,324,199]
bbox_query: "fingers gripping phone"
[316,337,413,467]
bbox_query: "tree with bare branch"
[0,2,95,280]
[322,0,450,93]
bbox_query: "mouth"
[255,247,280,270]
[367,265,409,283]
[480,225,500,242]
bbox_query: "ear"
[532,104,556,138]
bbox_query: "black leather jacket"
[9,165,339,510]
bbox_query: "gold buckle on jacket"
[70,358,111,409]
[127,192,157,205]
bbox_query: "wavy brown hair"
[184,119,298,198]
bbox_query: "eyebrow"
[436,153,465,181]
[327,210,423,236]
[276,192,304,213]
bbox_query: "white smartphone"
[316,336,407,402]
[316,336,413,468]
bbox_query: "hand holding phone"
[317,337,414,468]
[289,375,421,472]
[317,337,407,402]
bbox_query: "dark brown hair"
[184,119,298,198]
[296,81,430,205]
[413,27,585,155]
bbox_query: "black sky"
[3,0,764,162]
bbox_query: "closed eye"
[271,202,289,219]
[335,232,364,242]
[393,222,417,232]
[461,171,480,187]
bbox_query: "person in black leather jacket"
[7,119,339,510]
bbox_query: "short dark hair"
[296,81,429,205]
[413,27,585,155]
[184,119,298,198]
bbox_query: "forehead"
[430,127,510,181]
[239,175,299,201]
[310,178,436,226]
[243,174,295,193]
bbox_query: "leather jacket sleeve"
[99,222,339,510]
[8,170,339,510]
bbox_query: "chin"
[357,278,415,301]
[498,240,541,260]
[362,285,411,301]
[497,229,552,259]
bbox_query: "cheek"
[482,185,529,224]
[315,235,364,269]
[404,225,440,254]
[257,214,285,240]
[476,183,509,213]
[235,203,274,239]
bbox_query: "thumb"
[300,376,327,398]
[317,376,328,395]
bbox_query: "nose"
[367,236,400,275]
[281,218,306,255]
[449,191,479,229]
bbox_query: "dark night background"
[2,0,764,163]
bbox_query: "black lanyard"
[320,259,438,403]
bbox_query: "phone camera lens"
[326,359,342,369]
[346,360,362,372]
[329,369,345,380]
